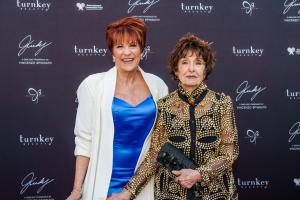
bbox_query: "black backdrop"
[1,0,300,199]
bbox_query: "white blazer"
[74,67,168,200]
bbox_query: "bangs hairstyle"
[106,17,147,53]
[168,33,216,81]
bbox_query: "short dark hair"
[168,33,216,80]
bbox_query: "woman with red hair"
[66,17,168,200]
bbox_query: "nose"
[123,46,132,55]
[188,63,195,72]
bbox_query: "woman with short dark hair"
[112,33,239,200]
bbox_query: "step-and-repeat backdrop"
[1,0,300,199]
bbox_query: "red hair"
[106,17,147,53]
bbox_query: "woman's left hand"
[172,169,201,189]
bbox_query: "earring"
[112,56,115,62]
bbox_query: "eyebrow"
[180,57,204,61]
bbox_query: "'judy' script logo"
[18,35,52,57]
[288,122,300,142]
[27,88,43,104]
[236,81,266,102]
[246,129,261,144]
[242,1,257,16]
[128,0,160,13]
[20,172,54,195]
[283,0,300,14]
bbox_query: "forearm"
[196,95,239,184]
[197,142,238,185]
[73,155,90,191]
[125,152,158,197]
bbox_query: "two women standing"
[67,17,239,200]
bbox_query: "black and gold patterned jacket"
[125,83,239,200]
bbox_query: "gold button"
[175,101,181,108]
[200,101,205,107]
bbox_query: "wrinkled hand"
[172,169,201,189]
[65,189,82,200]
[107,189,131,200]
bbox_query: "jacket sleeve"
[196,95,239,185]
[74,77,95,157]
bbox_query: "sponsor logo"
[283,0,300,22]
[235,80,267,110]
[18,34,53,65]
[20,172,54,200]
[128,0,160,22]
[287,47,300,55]
[19,134,54,146]
[232,46,264,57]
[74,45,107,56]
[286,89,300,100]
[18,35,52,57]
[76,2,103,11]
[241,1,257,16]
[289,122,300,151]
[237,177,269,189]
[17,0,51,11]
[180,2,213,14]
[128,0,159,13]
[26,88,44,104]
[74,45,151,58]
[141,45,153,60]
[245,129,262,145]
[294,178,300,187]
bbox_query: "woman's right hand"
[107,189,131,200]
[65,189,82,200]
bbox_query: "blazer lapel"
[95,67,116,199]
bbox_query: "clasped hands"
[108,169,201,200]
[172,168,201,189]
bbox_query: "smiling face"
[175,50,206,92]
[112,35,142,73]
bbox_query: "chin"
[186,82,200,87]
[120,64,138,71]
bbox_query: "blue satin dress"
[107,95,156,196]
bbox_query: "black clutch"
[157,142,203,200]
[157,142,197,171]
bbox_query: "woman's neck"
[116,67,140,86]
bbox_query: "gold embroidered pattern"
[125,83,239,200]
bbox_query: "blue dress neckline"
[113,95,153,107]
